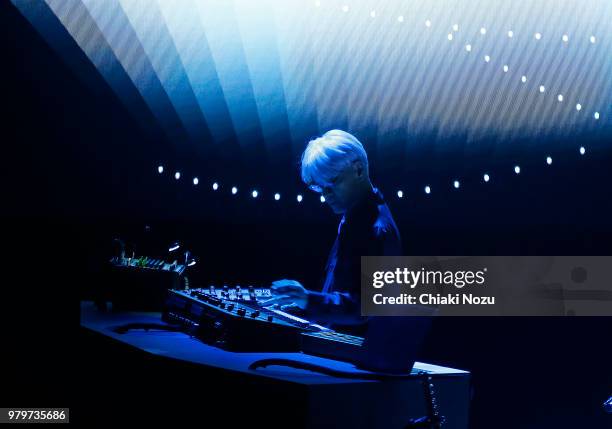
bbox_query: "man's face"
[311,161,364,214]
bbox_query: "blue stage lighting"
[503,65,509,73]
[157,165,164,174]
[232,186,238,195]
[539,85,545,93]
[480,27,487,35]
[193,177,199,185]
[274,193,280,201]
[580,146,586,155]
[562,34,569,43]
[594,112,600,120]
[546,156,553,165]
[397,190,403,198]
[454,180,460,189]
[576,103,582,111]
[297,194,303,203]
[514,166,521,174]
[252,190,258,198]
[484,174,490,182]
[174,172,181,180]
[521,75,527,83]
[320,195,326,203]
[425,186,431,194]
[558,94,564,102]
[212,182,219,191]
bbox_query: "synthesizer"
[163,286,331,352]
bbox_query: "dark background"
[2,2,611,427]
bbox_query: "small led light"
[483,173,490,182]
[231,186,238,195]
[320,195,326,203]
[212,182,219,191]
[546,156,552,165]
[424,186,431,194]
[484,55,490,62]
[521,75,527,83]
[579,146,586,155]
[453,180,460,189]
[594,112,600,120]
[370,10,376,18]
[539,85,545,93]
[447,33,453,41]
[193,177,199,185]
[425,19,431,27]
[252,190,258,198]
[557,94,563,102]
[480,27,486,35]
[453,24,459,32]
[397,190,403,198]
[576,103,582,111]
[562,34,569,42]
[174,172,181,180]
[503,65,509,73]
[398,15,404,23]
[514,165,521,174]
[297,194,303,202]
[157,165,164,174]
[274,193,280,201]
[465,44,472,52]
[590,35,596,44]
[342,4,348,12]
[508,30,514,38]
[535,32,542,40]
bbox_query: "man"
[263,130,402,335]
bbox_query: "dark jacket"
[306,187,402,334]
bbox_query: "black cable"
[248,358,420,380]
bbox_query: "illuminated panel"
[78,0,190,145]
[272,1,320,154]
[194,0,265,148]
[156,0,237,146]
[118,0,212,150]
[234,0,292,154]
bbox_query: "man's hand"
[260,279,309,310]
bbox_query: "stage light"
[448,33,453,41]
[484,55,490,62]
[535,32,542,40]
[274,193,280,201]
[424,186,431,194]
[514,165,521,174]
[320,195,326,203]
[576,103,582,111]
[546,156,552,165]
[169,242,180,252]
[397,190,403,198]
[297,194,303,202]
[480,27,486,35]
[580,146,586,155]
[503,65,509,72]
[157,165,164,174]
[212,182,219,191]
[252,190,258,198]
[483,174,490,182]
[453,180,460,189]
[521,75,527,83]
[174,172,181,180]
[508,30,514,38]
[398,15,404,23]
[594,112,600,120]
[187,260,197,267]
[342,4,348,12]
[453,24,459,32]
[590,35,596,44]
[232,186,238,195]
[465,44,472,52]
[562,34,569,42]
[193,177,199,185]
[539,85,545,93]
[425,19,431,27]
[558,94,564,102]
[370,10,376,18]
